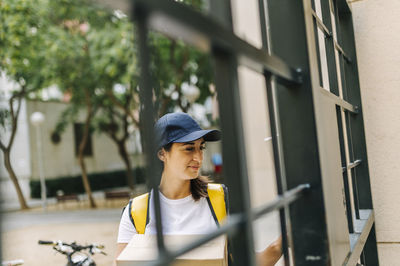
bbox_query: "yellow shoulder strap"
[130,192,149,234]
[207,183,227,225]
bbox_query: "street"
[1,201,126,265]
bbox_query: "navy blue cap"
[155,112,221,149]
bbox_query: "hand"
[256,236,282,266]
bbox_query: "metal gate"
[117,0,380,265]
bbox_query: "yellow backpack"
[128,183,228,234]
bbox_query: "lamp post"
[30,112,47,211]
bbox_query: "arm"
[114,205,137,265]
[256,236,282,266]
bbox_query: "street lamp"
[30,112,47,211]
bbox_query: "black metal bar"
[135,10,166,253]
[318,87,358,113]
[253,184,310,219]
[265,76,292,265]
[209,2,256,264]
[213,50,256,266]
[337,0,352,14]
[143,184,310,266]
[336,106,355,233]
[321,0,341,97]
[258,0,268,49]
[337,4,379,263]
[258,1,291,264]
[267,0,331,264]
[208,0,232,29]
[131,0,302,86]
[343,210,375,266]
[265,77,292,265]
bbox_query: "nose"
[193,149,203,162]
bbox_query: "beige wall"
[0,100,32,204]
[26,100,143,180]
[350,0,400,264]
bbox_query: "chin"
[184,173,199,180]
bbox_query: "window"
[73,123,93,157]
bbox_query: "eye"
[185,147,194,151]
[200,146,206,150]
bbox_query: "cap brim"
[173,129,221,143]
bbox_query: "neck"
[159,171,191,199]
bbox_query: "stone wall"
[351,0,400,264]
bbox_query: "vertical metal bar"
[210,2,255,266]
[267,0,330,264]
[135,10,166,253]
[345,112,361,219]
[265,76,291,266]
[209,0,233,28]
[321,0,339,96]
[336,5,379,264]
[213,50,256,266]
[336,107,355,233]
[258,0,268,49]
[259,0,290,264]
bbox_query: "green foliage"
[150,28,214,116]
[53,104,79,134]
[147,0,214,115]
[0,0,50,92]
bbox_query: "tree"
[46,0,140,205]
[45,11,103,208]
[0,0,50,209]
[150,34,214,117]
[88,13,139,189]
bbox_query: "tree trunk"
[117,140,135,190]
[3,149,29,210]
[78,99,96,208]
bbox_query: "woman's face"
[160,138,206,180]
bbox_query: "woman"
[115,112,282,265]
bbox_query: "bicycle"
[38,240,106,266]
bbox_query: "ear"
[157,149,166,162]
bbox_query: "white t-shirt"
[117,191,218,243]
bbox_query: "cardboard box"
[117,234,227,266]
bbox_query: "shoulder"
[207,183,228,195]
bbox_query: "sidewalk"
[1,197,129,266]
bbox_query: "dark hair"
[162,142,210,201]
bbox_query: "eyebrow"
[182,141,206,146]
